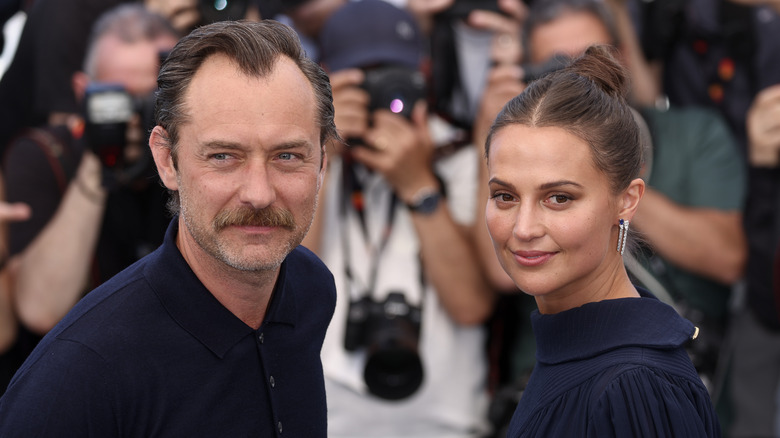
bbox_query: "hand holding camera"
[329,63,435,201]
[461,0,526,65]
[83,83,157,189]
[330,69,371,144]
[354,100,438,204]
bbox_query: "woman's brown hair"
[485,44,642,195]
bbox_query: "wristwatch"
[405,187,443,215]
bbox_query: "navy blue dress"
[506,290,721,437]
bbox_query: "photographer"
[300,1,495,436]
[0,0,264,161]
[0,4,179,395]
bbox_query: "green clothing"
[639,106,746,320]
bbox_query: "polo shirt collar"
[145,218,297,358]
[531,288,696,365]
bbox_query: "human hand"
[0,200,30,268]
[406,0,455,34]
[144,0,200,33]
[466,0,527,66]
[473,63,526,148]
[0,202,31,225]
[0,173,31,270]
[352,101,438,202]
[330,69,370,151]
[407,0,455,16]
[747,84,780,167]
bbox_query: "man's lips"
[512,250,556,267]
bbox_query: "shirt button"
[277,421,283,433]
[269,375,275,387]
[258,332,264,344]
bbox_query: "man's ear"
[149,126,178,191]
[618,177,645,221]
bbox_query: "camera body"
[83,82,156,185]
[362,65,427,121]
[344,292,425,400]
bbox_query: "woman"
[484,45,720,437]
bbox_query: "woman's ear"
[618,177,645,221]
[149,126,178,191]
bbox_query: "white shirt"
[317,143,490,438]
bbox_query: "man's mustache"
[213,206,295,231]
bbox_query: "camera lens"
[363,66,426,120]
[361,292,424,400]
[364,346,424,400]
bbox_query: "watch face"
[412,192,441,215]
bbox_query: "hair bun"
[568,45,629,99]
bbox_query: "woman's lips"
[512,250,556,267]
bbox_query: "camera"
[362,65,427,121]
[83,82,156,187]
[198,0,249,24]
[344,292,424,400]
[438,0,502,19]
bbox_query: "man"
[0,19,338,437]
[0,3,180,395]
[637,0,780,434]
[0,0,265,159]
[302,1,494,436]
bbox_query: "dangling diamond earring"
[617,219,629,255]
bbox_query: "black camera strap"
[340,153,398,297]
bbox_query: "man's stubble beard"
[177,185,318,273]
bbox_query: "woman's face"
[485,124,623,313]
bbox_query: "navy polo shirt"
[0,219,336,437]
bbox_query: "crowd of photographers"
[0,0,779,436]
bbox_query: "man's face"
[528,10,612,64]
[161,54,324,272]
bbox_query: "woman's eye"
[549,194,571,204]
[491,192,515,203]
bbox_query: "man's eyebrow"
[200,139,314,151]
[268,139,314,150]
[201,140,243,151]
